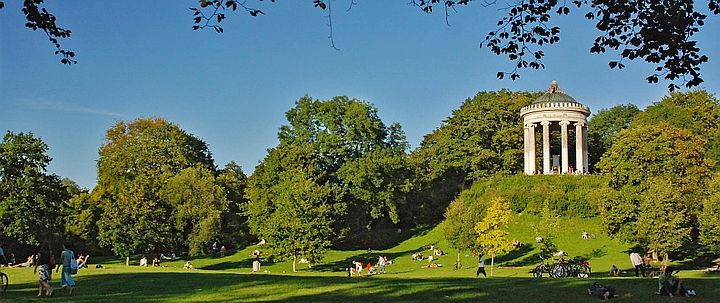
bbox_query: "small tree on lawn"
[475,197,513,277]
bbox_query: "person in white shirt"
[630,252,645,277]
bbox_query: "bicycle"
[0,267,8,292]
[532,254,552,278]
[566,257,591,278]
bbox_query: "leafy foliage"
[699,173,720,254]
[533,201,561,257]
[632,90,720,169]
[409,90,537,223]
[0,0,76,64]
[587,104,640,171]
[443,191,486,253]
[595,123,713,257]
[95,118,215,256]
[0,131,70,246]
[444,174,605,253]
[475,197,513,276]
[245,143,336,271]
[635,177,693,261]
[216,161,251,248]
[162,166,229,256]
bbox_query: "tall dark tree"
[216,161,251,248]
[0,131,70,246]
[587,104,640,171]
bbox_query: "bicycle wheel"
[0,272,8,292]
[550,264,568,278]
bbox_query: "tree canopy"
[246,95,410,261]
[587,104,640,171]
[4,1,719,90]
[595,123,713,259]
[0,131,70,246]
[408,90,536,224]
[95,118,216,256]
[475,197,513,277]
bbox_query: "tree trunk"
[292,253,297,273]
[126,256,129,267]
[663,252,670,267]
[457,252,460,268]
[490,250,495,277]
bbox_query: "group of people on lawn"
[350,255,390,277]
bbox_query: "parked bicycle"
[532,254,552,278]
[532,254,591,278]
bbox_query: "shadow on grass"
[2,271,720,303]
[496,244,535,266]
[198,256,276,271]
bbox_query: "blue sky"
[2,1,719,189]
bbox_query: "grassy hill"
[1,215,718,302]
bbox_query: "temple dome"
[533,80,579,104]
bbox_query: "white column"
[523,125,530,175]
[560,120,569,174]
[528,123,536,174]
[583,124,589,173]
[541,121,551,175]
[575,122,585,174]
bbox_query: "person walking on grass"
[630,252,645,277]
[33,248,54,297]
[476,253,487,277]
[57,243,77,295]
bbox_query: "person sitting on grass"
[152,256,160,267]
[140,256,148,267]
[184,260,193,269]
[656,266,687,297]
[366,262,375,275]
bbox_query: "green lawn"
[1,216,718,302]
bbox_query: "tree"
[216,161,251,248]
[162,166,229,256]
[533,201,561,257]
[0,131,70,246]
[632,90,720,169]
[245,143,336,272]
[596,123,713,257]
[95,118,215,257]
[443,193,485,253]
[6,1,720,90]
[65,191,103,253]
[699,173,720,255]
[474,197,513,277]
[256,95,409,246]
[635,177,693,265]
[587,104,640,171]
[409,90,536,223]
